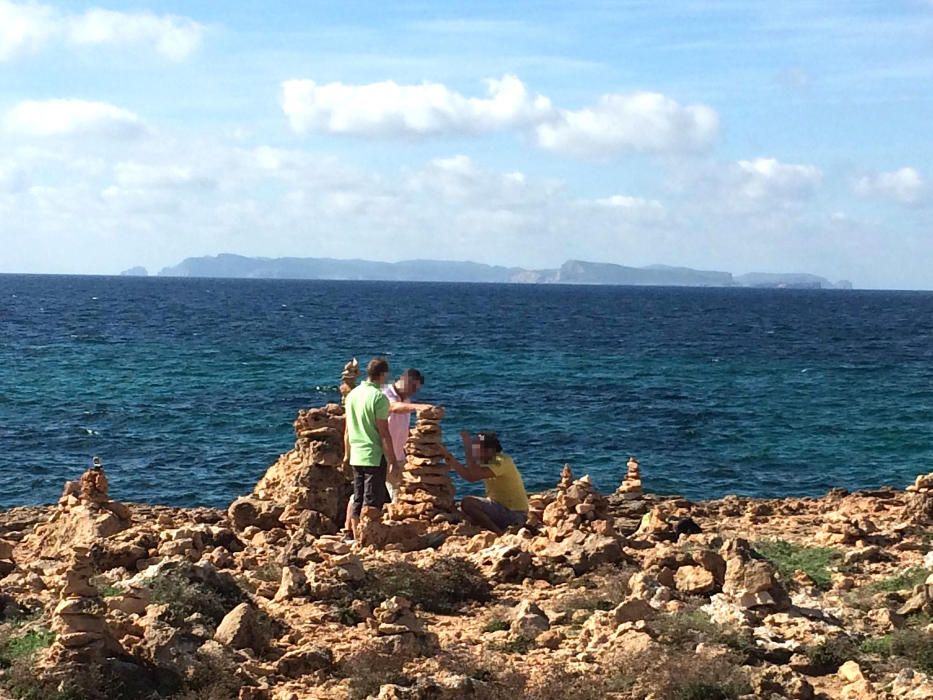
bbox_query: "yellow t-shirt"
[483,453,529,512]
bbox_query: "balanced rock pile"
[233,403,349,535]
[47,546,118,663]
[617,456,643,496]
[339,357,360,404]
[389,406,456,522]
[20,464,131,564]
[905,471,933,525]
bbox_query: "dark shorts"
[473,497,527,530]
[352,459,389,518]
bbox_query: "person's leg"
[363,461,389,513]
[350,468,365,538]
[461,496,505,534]
[344,497,354,533]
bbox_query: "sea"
[2,274,932,510]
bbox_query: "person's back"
[343,357,400,537]
[482,452,529,512]
[346,380,389,465]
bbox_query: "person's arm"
[376,418,400,477]
[441,443,494,483]
[343,418,351,467]
[389,402,434,413]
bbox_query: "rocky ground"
[2,403,933,700]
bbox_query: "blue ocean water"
[2,275,932,509]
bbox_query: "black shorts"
[351,458,389,518]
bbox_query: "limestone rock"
[674,565,718,595]
[509,600,549,640]
[214,603,268,653]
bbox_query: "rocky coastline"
[2,402,932,699]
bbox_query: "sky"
[0,1,932,288]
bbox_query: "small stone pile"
[534,465,612,537]
[617,456,642,496]
[48,546,117,662]
[371,596,423,636]
[234,403,349,534]
[339,357,360,404]
[905,471,933,525]
[389,406,456,521]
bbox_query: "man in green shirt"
[343,357,400,536]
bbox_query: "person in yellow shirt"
[441,431,529,534]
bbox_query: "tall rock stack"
[339,358,360,405]
[617,456,643,497]
[238,403,349,534]
[389,406,456,521]
[905,472,933,525]
[47,546,118,664]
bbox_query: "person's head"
[366,357,390,385]
[396,368,424,399]
[473,431,502,463]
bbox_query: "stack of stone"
[906,471,933,525]
[371,596,423,636]
[242,403,348,533]
[389,406,455,521]
[49,546,117,659]
[617,456,643,497]
[339,358,360,405]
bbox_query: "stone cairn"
[617,456,642,497]
[388,406,456,522]
[47,545,117,664]
[905,472,933,525]
[339,357,360,405]
[237,403,348,534]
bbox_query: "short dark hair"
[402,368,424,385]
[367,357,390,380]
[476,431,502,453]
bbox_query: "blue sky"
[1,1,932,288]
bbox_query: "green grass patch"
[357,558,491,614]
[482,618,510,633]
[867,567,929,593]
[857,629,933,673]
[488,637,535,654]
[0,629,55,668]
[753,539,840,589]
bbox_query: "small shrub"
[605,646,750,699]
[483,618,510,633]
[859,635,892,656]
[753,540,840,589]
[357,558,490,614]
[807,637,859,673]
[887,629,933,673]
[148,572,229,626]
[558,570,629,612]
[654,610,718,646]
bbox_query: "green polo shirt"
[345,380,390,467]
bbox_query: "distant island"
[156,254,853,289]
[120,266,148,277]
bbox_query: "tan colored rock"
[214,603,267,653]
[674,565,717,595]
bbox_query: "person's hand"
[460,430,472,443]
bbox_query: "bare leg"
[344,498,354,533]
[461,496,504,535]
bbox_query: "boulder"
[509,600,549,640]
[227,497,284,532]
[214,603,268,653]
[674,565,718,595]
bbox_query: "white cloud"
[854,167,927,205]
[282,74,553,138]
[0,0,56,60]
[0,159,27,192]
[589,194,665,219]
[733,158,822,201]
[535,92,718,157]
[113,162,214,189]
[4,99,145,138]
[282,75,718,157]
[0,0,203,61]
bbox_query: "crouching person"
[441,431,528,534]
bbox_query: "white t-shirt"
[382,384,412,462]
